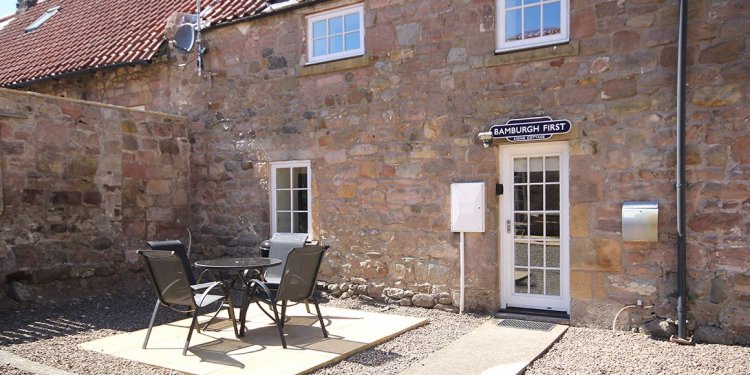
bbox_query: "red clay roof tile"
[0,0,272,87]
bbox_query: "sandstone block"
[434,303,459,313]
[692,85,741,107]
[146,180,171,195]
[384,287,405,299]
[412,293,435,308]
[570,271,593,300]
[698,40,743,65]
[638,319,675,338]
[693,325,736,345]
[710,277,729,304]
[9,282,33,302]
[396,23,419,46]
[570,237,622,272]
[367,283,384,298]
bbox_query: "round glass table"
[194,257,282,336]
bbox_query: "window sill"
[486,41,579,67]
[298,55,371,77]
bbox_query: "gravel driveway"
[1,293,748,374]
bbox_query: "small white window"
[25,6,60,32]
[496,0,569,53]
[306,4,365,64]
[270,161,312,235]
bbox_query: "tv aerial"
[172,0,209,76]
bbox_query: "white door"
[500,142,569,312]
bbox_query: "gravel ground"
[527,327,750,375]
[1,293,749,374]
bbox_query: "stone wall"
[0,88,189,302]
[20,0,750,341]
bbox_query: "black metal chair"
[138,250,238,355]
[248,245,329,349]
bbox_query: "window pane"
[276,168,290,188]
[546,214,560,238]
[514,241,528,266]
[530,185,543,210]
[505,9,523,41]
[513,158,527,183]
[546,270,560,296]
[507,0,522,7]
[514,185,527,211]
[514,213,528,237]
[313,39,327,57]
[545,156,560,182]
[530,242,544,267]
[292,167,307,188]
[515,267,528,293]
[524,5,541,38]
[329,35,344,53]
[546,184,559,210]
[277,190,291,210]
[312,20,327,39]
[293,212,308,233]
[524,0,541,4]
[529,268,544,294]
[530,213,544,236]
[344,13,359,32]
[329,16,343,35]
[293,189,308,211]
[543,2,562,36]
[277,212,291,233]
[345,31,360,51]
[529,157,543,182]
[546,242,560,267]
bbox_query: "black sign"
[490,116,571,142]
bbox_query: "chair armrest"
[248,279,274,301]
[195,269,218,284]
[194,281,226,306]
[190,282,216,291]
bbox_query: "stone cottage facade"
[1,0,749,343]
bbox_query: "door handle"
[506,219,511,234]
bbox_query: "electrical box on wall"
[451,182,485,233]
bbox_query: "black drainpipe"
[675,0,688,341]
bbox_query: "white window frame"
[270,160,312,236]
[496,0,569,53]
[306,4,365,65]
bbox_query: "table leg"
[239,285,249,336]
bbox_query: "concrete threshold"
[399,319,567,375]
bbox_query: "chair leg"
[305,302,311,314]
[280,300,288,329]
[143,300,160,349]
[183,312,199,356]
[270,302,287,349]
[313,298,328,338]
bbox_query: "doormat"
[497,319,555,331]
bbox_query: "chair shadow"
[188,338,259,368]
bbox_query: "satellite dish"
[173,24,196,53]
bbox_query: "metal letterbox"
[622,201,658,242]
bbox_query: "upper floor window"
[306,4,365,64]
[270,161,312,235]
[496,0,569,53]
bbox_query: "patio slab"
[80,304,427,375]
[399,319,567,375]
